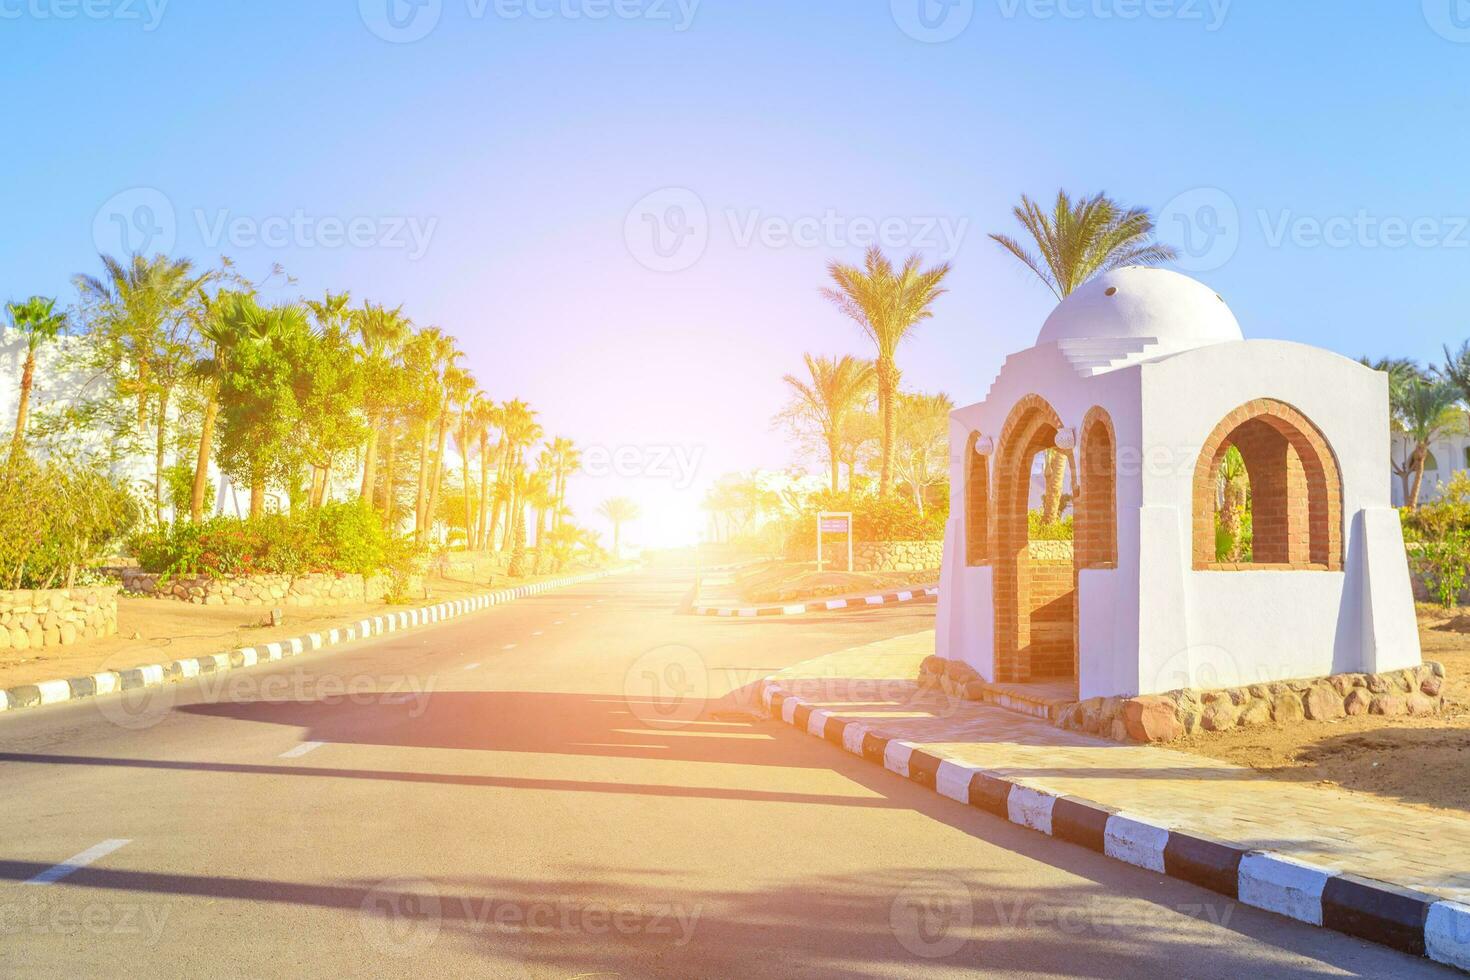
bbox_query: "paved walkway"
[766,632,1470,904]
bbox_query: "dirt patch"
[1167,603,1470,813]
[0,567,597,689]
[734,562,936,604]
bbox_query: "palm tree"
[494,399,541,552]
[456,389,489,550]
[989,190,1178,301]
[424,363,473,543]
[353,302,412,508]
[74,253,210,522]
[472,399,502,550]
[597,496,640,559]
[992,190,1178,519]
[545,437,581,531]
[891,390,954,517]
[5,297,67,463]
[527,458,555,572]
[779,353,875,493]
[1216,445,1250,561]
[1395,377,1464,507]
[823,247,950,497]
[408,328,457,540]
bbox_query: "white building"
[1390,433,1470,506]
[934,267,1422,700]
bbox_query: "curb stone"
[0,569,620,717]
[760,681,1470,973]
[691,585,938,618]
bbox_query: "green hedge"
[130,503,405,580]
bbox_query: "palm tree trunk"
[381,421,397,521]
[1409,444,1429,508]
[876,356,898,497]
[1041,449,1067,523]
[9,350,35,463]
[189,396,218,521]
[612,521,622,560]
[827,433,840,494]
[154,388,169,523]
[360,423,379,503]
[424,411,449,542]
[477,433,490,550]
[414,426,431,539]
[460,424,473,550]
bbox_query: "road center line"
[279,741,325,759]
[465,663,481,670]
[24,839,131,885]
[502,644,517,650]
[532,631,543,637]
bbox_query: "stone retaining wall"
[0,587,118,650]
[121,570,391,607]
[1059,663,1447,743]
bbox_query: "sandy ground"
[1170,603,1470,813]
[734,561,938,604]
[0,567,596,689]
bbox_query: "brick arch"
[964,431,990,565]
[992,394,1072,683]
[1076,406,1118,570]
[1191,398,1343,570]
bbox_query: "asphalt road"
[0,569,1455,978]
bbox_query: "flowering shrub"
[131,503,393,580]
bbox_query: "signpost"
[816,511,853,572]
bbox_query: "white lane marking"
[502,644,517,650]
[465,663,481,671]
[569,612,578,617]
[279,741,325,759]
[24,840,131,885]
[553,620,564,625]
[531,631,543,637]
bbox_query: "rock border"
[690,585,938,618]
[760,680,1470,973]
[0,569,620,715]
[916,656,1449,743]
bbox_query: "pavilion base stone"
[917,655,1447,744]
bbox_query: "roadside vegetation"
[1,251,613,595]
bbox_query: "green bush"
[1028,510,1073,541]
[784,493,948,550]
[131,502,395,580]
[0,458,140,590]
[1402,471,1470,543]
[1409,531,1470,608]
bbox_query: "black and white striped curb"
[0,569,621,715]
[761,683,1470,973]
[691,585,938,618]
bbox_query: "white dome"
[1036,267,1243,348]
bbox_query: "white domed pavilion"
[935,268,1421,700]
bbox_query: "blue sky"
[3,1,1469,543]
